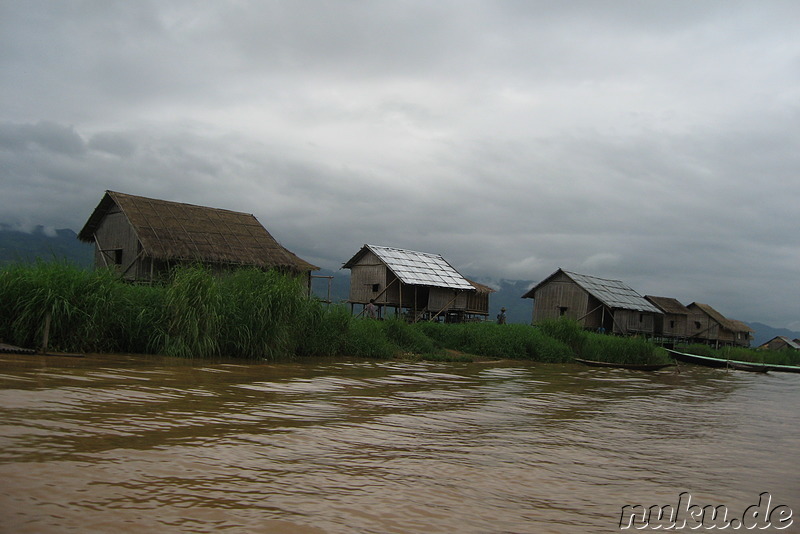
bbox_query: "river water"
[0,353,797,533]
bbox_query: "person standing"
[497,307,507,324]
[366,299,378,319]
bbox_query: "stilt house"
[78,191,318,284]
[686,302,753,348]
[758,336,800,351]
[645,296,691,342]
[342,244,489,321]
[522,269,662,335]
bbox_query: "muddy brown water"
[0,353,797,533]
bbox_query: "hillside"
[0,225,93,267]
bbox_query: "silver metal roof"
[366,245,475,291]
[565,271,662,313]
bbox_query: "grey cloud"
[1,2,799,328]
[0,121,86,155]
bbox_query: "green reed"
[578,333,672,365]
[295,304,353,357]
[679,344,800,366]
[0,261,128,352]
[341,318,398,359]
[413,321,574,362]
[0,262,335,358]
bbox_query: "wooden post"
[40,312,51,353]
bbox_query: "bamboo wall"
[465,291,490,315]
[616,309,656,335]
[93,208,142,281]
[688,309,720,343]
[428,288,468,312]
[655,314,688,338]
[347,251,389,304]
[532,274,659,335]
[531,273,590,324]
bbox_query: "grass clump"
[297,304,353,357]
[536,318,587,354]
[678,343,800,366]
[0,261,128,353]
[579,333,672,365]
[412,321,573,362]
[341,318,397,359]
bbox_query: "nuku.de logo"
[619,492,793,530]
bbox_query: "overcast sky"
[1,1,798,329]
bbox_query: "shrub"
[296,304,352,357]
[342,319,397,359]
[535,318,587,353]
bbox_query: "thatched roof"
[466,278,496,294]
[728,319,754,334]
[78,191,318,272]
[687,302,751,333]
[645,296,691,315]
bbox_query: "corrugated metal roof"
[366,245,475,290]
[564,271,662,313]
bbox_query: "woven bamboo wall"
[531,273,589,324]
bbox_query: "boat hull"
[666,349,790,373]
[574,358,674,371]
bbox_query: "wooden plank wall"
[347,251,388,304]
[532,275,589,324]
[94,209,141,281]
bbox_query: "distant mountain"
[0,225,93,267]
[469,277,535,324]
[747,322,800,349]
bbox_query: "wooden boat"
[727,361,771,373]
[766,363,800,374]
[574,357,674,371]
[666,349,728,368]
[666,349,772,373]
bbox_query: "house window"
[372,283,380,292]
[113,249,123,265]
[669,320,675,328]
[694,321,702,329]
[558,306,568,316]
[639,313,644,323]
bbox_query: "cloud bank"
[1,1,798,328]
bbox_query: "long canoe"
[727,361,771,373]
[666,349,775,373]
[574,358,674,371]
[766,363,800,374]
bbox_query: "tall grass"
[4,263,786,367]
[341,318,397,359]
[0,262,338,359]
[414,321,574,362]
[296,304,352,357]
[0,261,126,352]
[161,265,222,358]
[579,333,671,365]
[679,343,800,366]
[217,268,311,359]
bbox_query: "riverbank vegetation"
[0,262,786,367]
[675,343,800,366]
